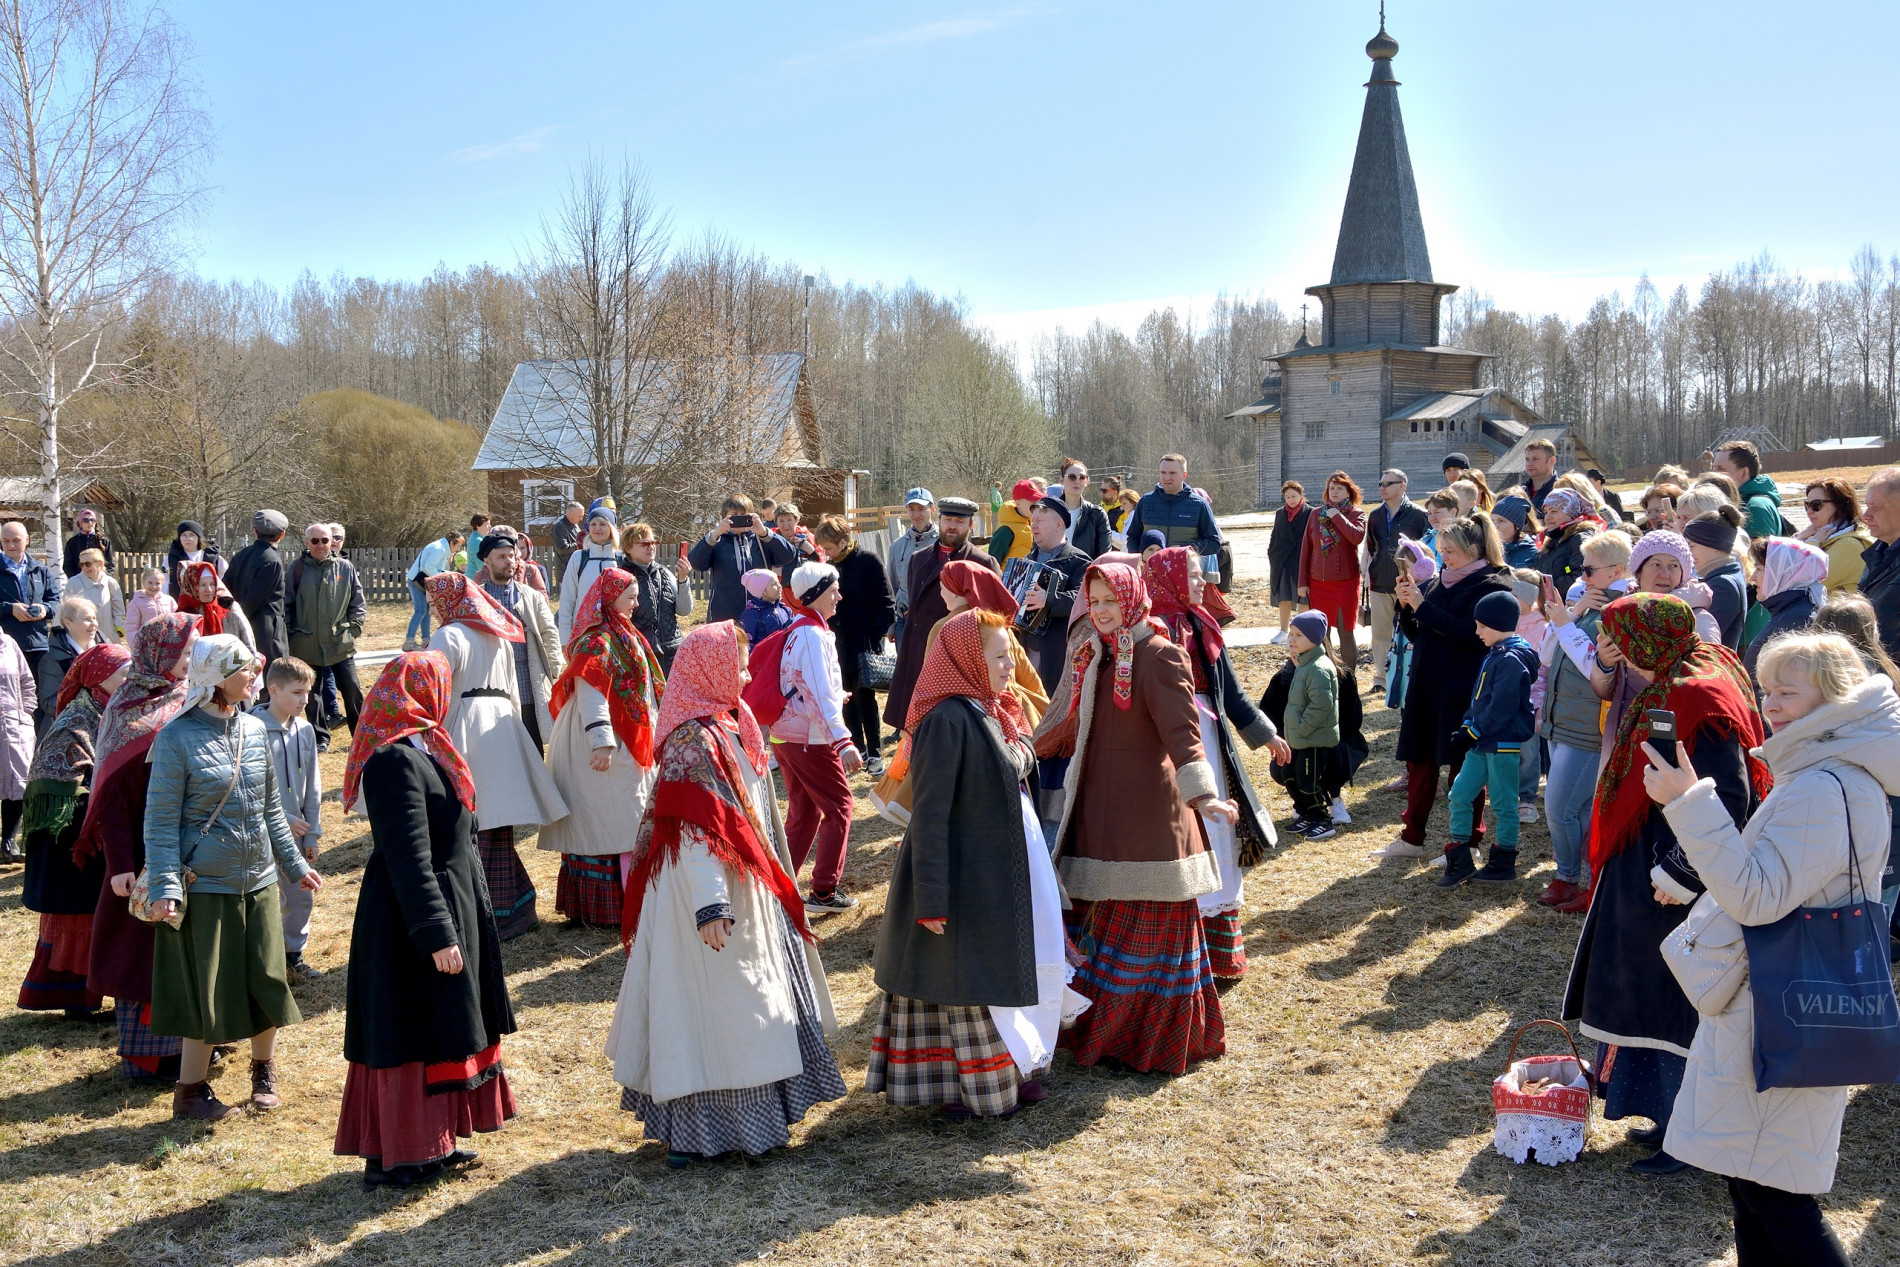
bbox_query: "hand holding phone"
[1645,710,1679,766]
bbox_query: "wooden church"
[1237,22,1597,506]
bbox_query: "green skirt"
[151,885,302,1044]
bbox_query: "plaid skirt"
[1063,898,1225,1074]
[1201,910,1248,980]
[865,994,1021,1117]
[476,827,538,940]
[116,999,181,1079]
[554,854,622,927]
[17,913,101,1011]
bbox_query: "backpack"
[741,614,822,727]
[1777,508,1800,538]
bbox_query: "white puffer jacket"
[1658,676,1900,1193]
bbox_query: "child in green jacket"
[1284,610,1340,840]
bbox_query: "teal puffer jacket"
[142,706,309,903]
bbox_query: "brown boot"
[173,1080,241,1122]
[249,1059,281,1111]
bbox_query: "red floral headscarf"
[550,567,664,767]
[177,561,228,635]
[425,572,525,642]
[1144,546,1225,668]
[344,650,478,814]
[653,620,766,774]
[58,642,131,713]
[906,609,1030,744]
[1068,561,1161,715]
[941,559,1018,619]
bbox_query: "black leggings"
[1727,1176,1847,1266]
[842,687,881,755]
[1,798,19,843]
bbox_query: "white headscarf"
[1758,537,1829,609]
[180,633,260,713]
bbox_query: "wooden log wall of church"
[1386,417,1482,486]
[1281,355,1386,493]
[1389,352,1483,401]
[1254,419,1285,508]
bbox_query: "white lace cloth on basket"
[1493,1112,1586,1166]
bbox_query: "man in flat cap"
[1019,493,1091,692]
[882,494,1000,731]
[225,508,290,664]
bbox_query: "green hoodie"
[1738,473,1785,541]
[1285,645,1339,750]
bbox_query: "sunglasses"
[1579,564,1616,577]
[306,537,331,544]
[626,538,657,547]
[1378,480,1403,488]
[1804,499,1832,512]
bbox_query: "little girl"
[125,569,177,647]
[739,569,793,645]
[1509,567,1550,823]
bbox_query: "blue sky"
[175,0,1896,347]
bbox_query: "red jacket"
[1298,504,1366,589]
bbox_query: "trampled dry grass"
[4,641,1899,1265]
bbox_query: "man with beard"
[1018,494,1091,693]
[477,528,564,752]
[883,497,999,731]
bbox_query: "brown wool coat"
[1038,628,1219,902]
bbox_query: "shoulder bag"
[1740,769,1900,1091]
[130,720,244,929]
[1663,892,1750,1017]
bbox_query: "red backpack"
[741,615,822,727]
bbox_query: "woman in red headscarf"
[538,567,664,926]
[335,651,518,1189]
[1144,547,1289,980]
[607,621,844,1168]
[78,612,197,1079]
[1560,593,1767,1175]
[15,642,131,1013]
[1034,561,1237,1074]
[177,560,253,647]
[868,609,1076,1119]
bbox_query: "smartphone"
[1541,576,1559,604]
[1645,709,1679,766]
[729,514,755,529]
[1396,553,1413,582]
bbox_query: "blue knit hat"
[1290,609,1329,645]
[1475,590,1522,633]
[586,496,618,526]
[1140,529,1167,552]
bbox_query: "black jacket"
[61,531,112,578]
[1863,539,1900,662]
[623,557,684,670]
[885,541,1000,729]
[1702,558,1748,652]
[1365,500,1431,593]
[1019,544,1092,694]
[829,545,895,691]
[874,698,1038,1007]
[0,555,60,654]
[1064,501,1112,560]
[164,540,221,598]
[1268,503,1313,603]
[687,530,794,624]
[345,744,516,1070]
[1394,565,1514,767]
[1534,523,1592,600]
[224,537,287,662]
[35,627,90,726]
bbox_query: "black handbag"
[858,649,896,692]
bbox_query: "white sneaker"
[1369,839,1429,859]
[1330,796,1351,825]
[1268,629,1288,646]
[1518,800,1540,824]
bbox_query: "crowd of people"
[6,440,1900,1261]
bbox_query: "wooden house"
[473,354,866,542]
[1236,22,1593,504]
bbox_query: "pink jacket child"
[125,574,179,647]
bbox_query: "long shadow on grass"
[1240,866,1497,980]
[0,1062,172,1128]
[0,1005,118,1060]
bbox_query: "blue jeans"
[1518,738,1541,804]
[1450,749,1521,850]
[1544,740,1598,883]
[406,578,431,644]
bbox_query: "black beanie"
[1474,590,1522,633]
[1682,515,1738,553]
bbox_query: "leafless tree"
[0,0,206,545]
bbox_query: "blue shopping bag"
[1742,772,1900,1091]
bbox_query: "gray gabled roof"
[1488,424,1600,478]
[1329,25,1433,287]
[473,354,813,472]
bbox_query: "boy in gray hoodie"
[254,657,325,979]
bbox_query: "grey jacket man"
[886,524,938,615]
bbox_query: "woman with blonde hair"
[1642,633,1896,1261]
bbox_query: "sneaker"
[286,952,325,981]
[1267,629,1288,646]
[1436,844,1477,887]
[0,834,19,863]
[1471,847,1519,885]
[863,756,886,777]
[1369,838,1429,859]
[804,890,859,915]
[1329,796,1352,825]
[1301,821,1337,841]
[1518,800,1540,824]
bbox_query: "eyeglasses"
[1378,480,1403,488]
[626,538,657,548]
[1804,499,1831,512]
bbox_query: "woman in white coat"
[425,573,569,939]
[556,502,624,644]
[606,620,843,1168]
[539,568,662,926]
[1643,632,1900,1266]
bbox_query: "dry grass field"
[4,633,1899,1265]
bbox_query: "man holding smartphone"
[687,494,795,623]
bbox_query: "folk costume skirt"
[17,913,100,1011]
[476,826,538,940]
[335,1045,517,1168]
[115,999,180,1078]
[150,886,301,1045]
[1062,898,1225,1074]
[620,905,846,1155]
[866,994,1023,1117]
[1192,694,1247,980]
[554,854,623,927]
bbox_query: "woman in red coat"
[1297,471,1368,669]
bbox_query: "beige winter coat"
[1659,677,1900,1193]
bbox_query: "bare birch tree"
[0,0,205,545]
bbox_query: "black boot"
[1472,846,1519,885]
[1436,842,1476,887]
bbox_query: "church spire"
[1328,19,1433,286]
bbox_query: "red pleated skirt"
[334,1047,517,1167]
[17,913,101,1011]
